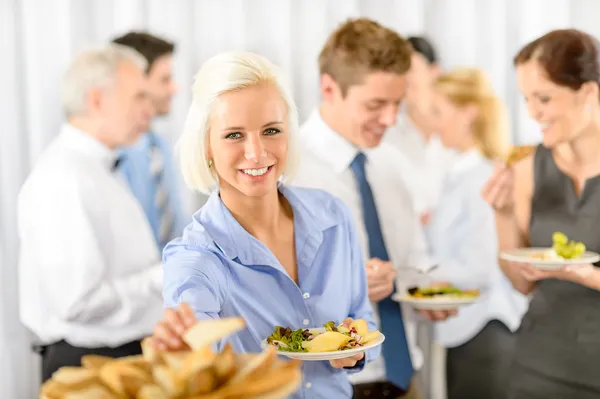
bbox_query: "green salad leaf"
[267,320,342,353]
[266,326,308,352]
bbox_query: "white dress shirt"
[384,112,456,214]
[18,124,164,348]
[293,110,434,384]
[424,149,528,347]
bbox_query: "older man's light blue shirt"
[163,184,380,399]
[120,132,187,251]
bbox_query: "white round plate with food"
[262,323,385,361]
[499,248,600,270]
[393,286,480,310]
[394,294,478,310]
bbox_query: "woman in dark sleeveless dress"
[483,29,600,398]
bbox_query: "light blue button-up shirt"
[424,150,528,347]
[163,184,380,399]
[120,132,187,251]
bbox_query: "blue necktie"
[350,152,413,390]
[148,134,174,248]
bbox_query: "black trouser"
[38,339,143,382]
[446,319,516,399]
[353,381,408,398]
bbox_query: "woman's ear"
[320,74,342,103]
[580,81,599,107]
[430,64,441,80]
[463,103,480,125]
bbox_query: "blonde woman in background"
[421,68,528,399]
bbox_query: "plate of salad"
[500,232,600,270]
[263,319,385,361]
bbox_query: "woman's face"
[431,90,474,151]
[207,83,289,199]
[405,53,439,113]
[516,60,595,147]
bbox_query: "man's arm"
[19,178,162,327]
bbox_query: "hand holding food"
[481,165,515,214]
[482,145,534,213]
[151,303,197,351]
[366,259,396,302]
[40,305,302,399]
[505,145,535,167]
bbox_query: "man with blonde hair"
[18,44,163,381]
[294,18,453,399]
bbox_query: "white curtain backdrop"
[3,0,600,397]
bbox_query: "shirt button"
[305,382,312,389]
[303,319,310,326]
[303,292,310,299]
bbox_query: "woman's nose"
[244,134,267,162]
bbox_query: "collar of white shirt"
[302,109,361,174]
[448,148,486,179]
[60,123,121,171]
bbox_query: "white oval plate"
[392,293,478,310]
[262,327,385,361]
[500,248,600,270]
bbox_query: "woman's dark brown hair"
[514,29,600,92]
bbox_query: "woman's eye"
[225,132,242,139]
[264,128,281,135]
[365,103,383,111]
[539,96,550,104]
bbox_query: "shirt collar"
[449,148,485,178]
[197,184,339,265]
[303,109,361,174]
[396,111,445,149]
[60,123,120,170]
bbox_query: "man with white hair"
[17,44,163,381]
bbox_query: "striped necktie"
[149,136,174,248]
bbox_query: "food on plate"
[506,145,536,166]
[40,317,302,399]
[529,232,586,260]
[552,231,586,259]
[406,285,480,299]
[265,319,380,353]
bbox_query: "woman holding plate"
[148,50,379,399]
[422,68,528,399]
[483,29,600,398]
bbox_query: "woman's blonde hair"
[433,68,509,160]
[177,51,300,194]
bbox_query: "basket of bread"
[40,317,302,399]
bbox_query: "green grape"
[551,232,585,259]
[552,244,562,255]
[553,232,568,246]
[574,242,586,256]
